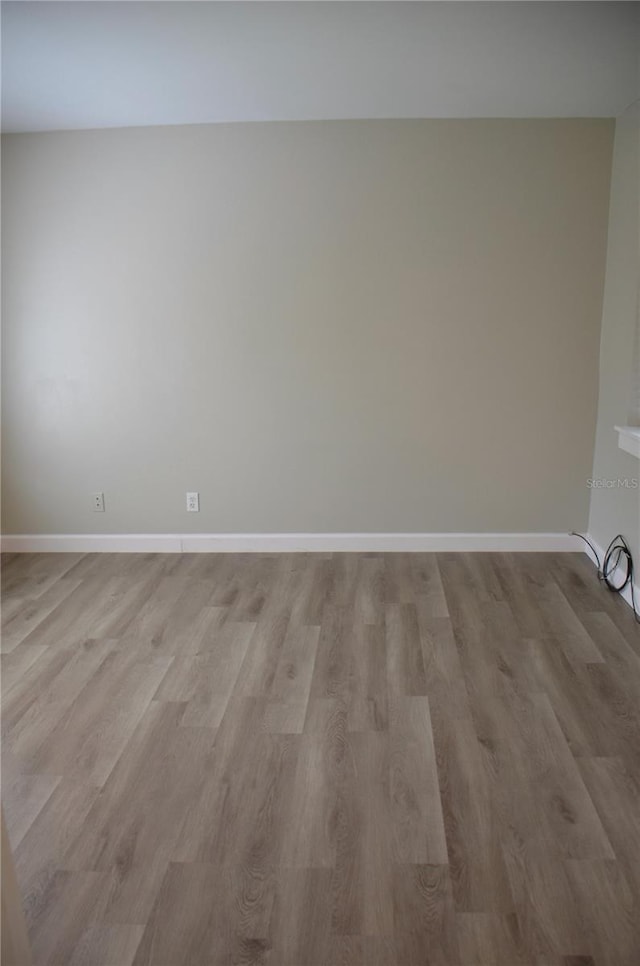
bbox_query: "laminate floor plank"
[68,923,146,966]
[1,552,85,601]
[1,550,639,965]
[1,773,61,850]
[331,729,394,937]
[27,868,105,966]
[14,779,103,918]
[429,709,515,916]
[3,639,120,763]
[155,617,254,729]
[385,603,427,697]
[577,756,640,898]
[469,690,614,862]
[417,614,473,727]
[1,577,84,654]
[1,643,50,695]
[392,862,459,966]
[354,555,385,627]
[326,935,398,966]
[131,861,264,966]
[455,911,525,966]
[345,622,388,733]
[519,581,605,668]
[527,637,612,759]
[500,847,584,965]
[550,552,640,656]
[389,696,448,865]
[27,644,173,785]
[564,859,638,966]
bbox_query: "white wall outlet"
[186,491,199,512]
[93,492,105,512]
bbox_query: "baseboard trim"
[1,531,584,554]
[584,533,640,615]
[0,533,184,553]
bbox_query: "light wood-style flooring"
[2,550,640,965]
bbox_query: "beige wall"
[1,119,613,535]
[588,110,640,563]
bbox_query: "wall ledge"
[615,425,640,459]
[0,532,584,553]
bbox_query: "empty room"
[1,2,640,964]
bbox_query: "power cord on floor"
[571,531,640,623]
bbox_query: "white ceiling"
[2,1,639,133]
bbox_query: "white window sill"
[615,425,640,460]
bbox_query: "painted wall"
[1,119,613,535]
[588,109,640,564]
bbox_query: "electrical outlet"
[93,492,105,512]
[186,491,199,512]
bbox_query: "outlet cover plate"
[186,491,200,512]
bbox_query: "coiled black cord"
[572,531,640,623]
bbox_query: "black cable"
[602,534,640,623]
[571,531,640,623]
[571,531,602,571]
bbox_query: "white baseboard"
[584,533,640,615]
[1,531,584,554]
[0,533,184,553]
